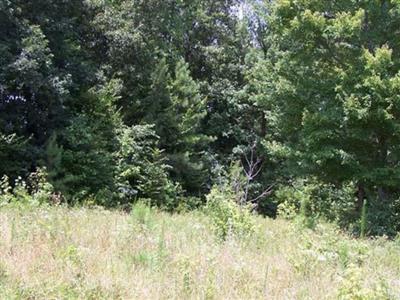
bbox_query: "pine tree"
[143,57,210,195]
[143,58,177,150]
[115,124,179,209]
[170,58,207,147]
[168,58,210,194]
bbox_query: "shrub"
[363,195,400,237]
[275,179,400,237]
[338,265,391,299]
[206,186,255,240]
[176,196,203,213]
[275,179,357,230]
[275,179,318,228]
[28,168,55,205]
[0,168,54,207]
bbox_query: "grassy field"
[0,204,399,299]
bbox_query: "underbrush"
[0,203,399,299]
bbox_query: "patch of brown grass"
[0,205,399,299]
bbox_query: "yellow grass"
[0,205,399,299]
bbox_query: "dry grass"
[0,204,399,299]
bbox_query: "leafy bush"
[338,264,391,300]
[274,178,400,237]
[206,186,255,241]
[363,195,400,237]
[275,179,319,229]
[0,168,54,207]
[28,168,55,204]
[275,179,358,230]
[176,196,203,213]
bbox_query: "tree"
[168,58,210,194]
[142,58,177,149]
[115,124,179,209]
[0,0,96,179]
[49,80,121,203]
[255,0,400,232]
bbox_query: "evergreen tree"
[115,124,179,209]
[168,58,210,194]
[143,58,177,149]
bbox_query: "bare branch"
[250,184,276,203]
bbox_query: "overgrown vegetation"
[2,1,400,297]
[1,0,400,237]
[0,204,399,299]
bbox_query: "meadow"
[0,204,399,299]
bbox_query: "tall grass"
[0,204,399,299]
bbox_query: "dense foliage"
[1,0,400,236]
